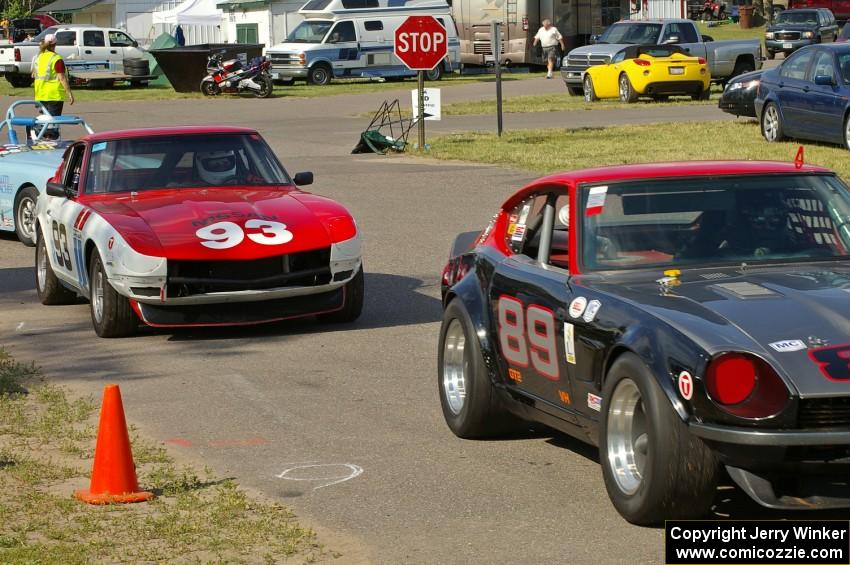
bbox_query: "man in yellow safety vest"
[32,33,74,119]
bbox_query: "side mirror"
[293,171,313,186]
[702,34,715,42]
[589,34,599,44]
[46,181,67,198]
[662,35,680,44]
[814,74,835,86]
[132,40,138,48]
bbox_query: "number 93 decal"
[196,220,293,249]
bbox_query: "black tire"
[425,65,443,81]
[730,58,755,79]
[252,74,274,98]
[200,78,220,96]
[318,267,364,323]
[843,113,850,151]
[308,64,332,86]
[13,186,38,246]
[693,87,711,101]
[761,101,786,142]
[599,353,718,525]
[566,84,584,96]
[129,80,149,88]
[89,252,137,338]
[767,50,776,60]
[618,73,638,103]
[583,74,598,102]
[35,231,76,305]
[6,74,33,88]
[438,299,519,438]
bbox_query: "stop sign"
[394,15,448,71]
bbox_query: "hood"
[566,44,627,57]
[83,187,342,261]
[593,264,850,398]
[268,42,315,53]
[768,23,818,32]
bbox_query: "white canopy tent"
[152,0,223,25]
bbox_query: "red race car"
[34,126,363,337]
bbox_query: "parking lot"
[0,67,830,564]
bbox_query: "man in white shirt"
[532,19,565,78]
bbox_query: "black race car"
[438,161,850,525]
[718,70,762,118]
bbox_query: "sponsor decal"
[0,175,12,195]
[510,224,526,242]
[585,185,608,217]
[587,393,602,412]
[568,297,587,319]
[107,236,114,250]
[507,223,516,235]
[507,368,522,383]
[808,343,850,381]
[564,322,576,364]
[558,390,571,405]
[582,299,601,323]
[92,142,107,153]
[517,203,532,225]
[769,339,807,353]
[678,371,693,400]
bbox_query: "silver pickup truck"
[0,24,144,87]
[561,19,763,95]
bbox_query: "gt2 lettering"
[51,220,72,272]
[196,220,294,249]
[497,296,560,380]
[809,344,850,381]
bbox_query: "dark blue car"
[756,43,850,150]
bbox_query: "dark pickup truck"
[766,8,839,59]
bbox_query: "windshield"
[31,26,57,43]
[775,11,818,25]
[581,175,850,271]
[286,20,332,43]
[85,133,291,193]
[597,23,662,44]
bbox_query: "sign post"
[394,15,448,151]
[491,21,503,137]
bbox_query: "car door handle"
[778,81,785,88]
[803,86,810,92]
[684,47,690,52]
[84,49,92,54]
[110,50,117,54]
[46,210,52,217]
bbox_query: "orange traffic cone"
[75,384,154,505]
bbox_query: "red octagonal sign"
[394,15,447,71]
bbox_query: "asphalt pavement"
[0,80,769,564]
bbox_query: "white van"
[266,0,461,85]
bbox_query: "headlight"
[743,79,760,90]
[726,79,759,92]
[804,31,814,38]
[765,32,774,39]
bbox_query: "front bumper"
[718,89,757,118]
[270,66,308,79]
[765,38,814,53]
[561,67,585,86]
[691,421,850,509]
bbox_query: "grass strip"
[0,71,545,102]
[0,348,325,564]
[423,120,850,179]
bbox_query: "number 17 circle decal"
[196,220,294,249]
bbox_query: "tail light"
[634,58,650,66]
[14,47,20,62]
[705,353,789,418]
[697,57,706,65]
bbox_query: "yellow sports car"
[583,45,710,103]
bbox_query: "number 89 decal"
[498,296,559,380]
[196,220,294,250]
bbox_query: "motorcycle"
[701,0,727,20]
[200,52,274,98]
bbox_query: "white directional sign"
[411,87,441,121]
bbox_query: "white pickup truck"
[0,24,145,87]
